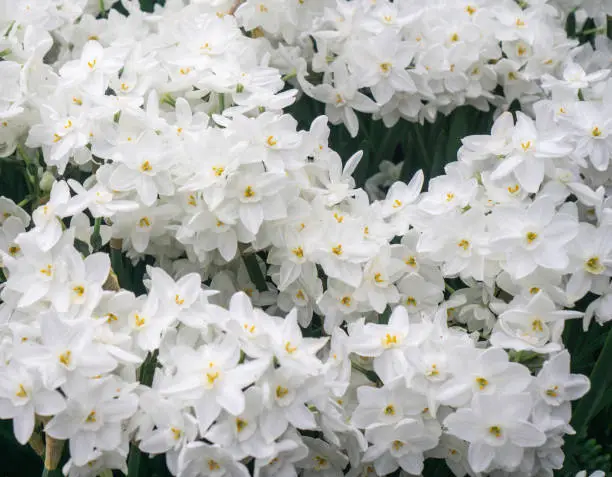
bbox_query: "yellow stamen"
[16,384,27,398]
[59,351,71,366]
[276,385,289,399]
[235,418,248,432]
[526,231,538,243]
[244,186,255,198]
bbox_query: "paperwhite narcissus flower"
[162,335,270,434]
[444,393,546,473]
[0,364,65,444]
[45,376,138,466]
[492,291,583,352]
[534,350,590,407]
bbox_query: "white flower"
[444,393,546,473]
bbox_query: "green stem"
[160,93,176,108]
[218,92,225,113]
[281,71,297,82]
[91,217,102,251]
[98,0,106,16]
[17,195,32,208]
[139,350,158,387]
[445,282,456,294]
[580,27,606,36]
[16,144,40,199]
[243,253,267,292]
[351,362,382,386]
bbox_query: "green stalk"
[91,217,102,251]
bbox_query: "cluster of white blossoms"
[234,0,607,135]
[0,1,610,477]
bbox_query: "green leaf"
[243,253,268,292]
[566,327,612,455]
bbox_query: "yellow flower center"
[379,62,392,74]
[331,244,343,256]
[545,385,559,397]
[457,239,470,250]
[140,161,152,172]
[592,127,602,137]
[134,314,146,328]
[586,256,604,274]
[292,246,304,258]
[532,319,544,332]
[59,350,72,366]
[244,186,255,198]
[16,384,27,398]
[314,456,328,470]
[285,341,297,354]
[8,245,20,256]
[171,427,182,440]
[85,411,96,423]
[276,385,289,399]
[382,333,399,348]
[340,296,351,306]
[40,264,53,276]
[235,418,248,432]
[526,231,538,243]
[139,217,151,228]
[521,141,532,152]
[475,377,488,390]
[266,135,277,146]
[489,425,502,438]
[426,364,439,377]
[406,296,417,307]
[208,460,220,471]
[384,404,395,416]
[206,371,220,384]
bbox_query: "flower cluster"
[235,0,583,135]
[0,1,610,477]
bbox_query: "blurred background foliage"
[1,1,612,476]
